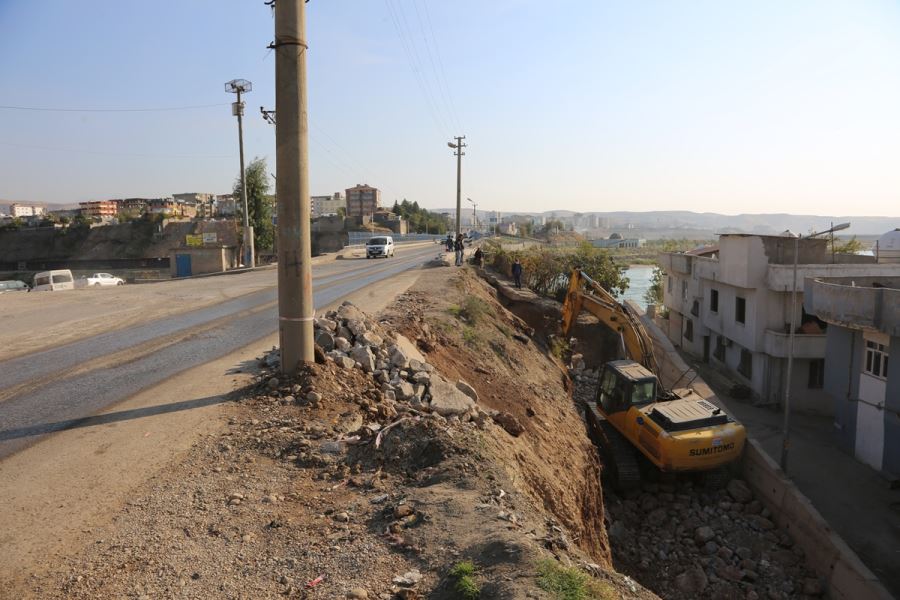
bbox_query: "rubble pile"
[567,365,825,600]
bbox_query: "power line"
[0,103,230,113]
[414,0,463,133]
[420,0,463,132]
[383,0,450,137]
[0,141,231,159]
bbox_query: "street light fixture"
[226,78,254,268]
[781,221,850,473]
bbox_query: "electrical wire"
[0,141,232,159]
[0,103,230,113]
[415,0,463,133]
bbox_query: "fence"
[347,232,444,245]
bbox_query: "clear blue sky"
[2,0,900,216]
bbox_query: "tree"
[831,235,863,255]
[644,265,665,306]
[234,157,274,251]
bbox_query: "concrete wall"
[169,247,235,277]
[823,326,861,453]
[882,335,900,475]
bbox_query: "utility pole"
[226,79,254,268]
[274,0,314,372]
[447,136,466,236]
[468,197,477,231]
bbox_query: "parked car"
[366,236,395,259]
[32,269,75,292]
[0,280,29,293]
[76,272,125,288]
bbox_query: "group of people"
[443,232,523,288]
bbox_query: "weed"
[449,561,480,599]
[496,322,512,337]
[536,560,615,600]
[449,296,491,325]
[462,327,478,345]
[549,336,570,360]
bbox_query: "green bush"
[536,560,615,600]
[449,561,480,599]
[449,296,491,325]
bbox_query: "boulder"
[350,346,375,372]
[396,381,415,401]
[695,526,715,544]
[347,319,368,337]
[360,331,384,347]
[389,346,410,369]
[335,356,355,369]
[492,412,525,436]
[727,479,754,503]
[334,336,352,352]
[337,302,365,322]
[315,317,337,331]
[455,380,479,402]
[337,325,353,341]
[315,330,335,352]
[428,375,476,416]
[674,567,708,595]
[411,371,431,385]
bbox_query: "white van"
[366,236,395,259]
[32,269,75,292]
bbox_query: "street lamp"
[781,221,850,473]
[226,78,254,268]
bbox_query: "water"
[619,265,656,309]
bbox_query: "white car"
[77,272,125,288]
[365,236,395,258]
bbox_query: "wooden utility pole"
[448,136,466,235]
[275,0,314,372]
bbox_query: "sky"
[2,0,900,217]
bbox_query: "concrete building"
[498,222,518,236]
[79,200,118,220]
[312,192,346,218]
[9,203,44,218]
[146,198,178,216]
[659,233,898,414]
[345,184,381,218]
[803,229,900,475]
[592,237,646,249]
[174,193,215,219]
[214,195,237,217]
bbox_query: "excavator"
[561,269,746,489]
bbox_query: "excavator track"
[599,420,641,491]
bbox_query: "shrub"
[449,561,480,599]
[536,560,615,600]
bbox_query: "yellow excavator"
[562,269,746,489]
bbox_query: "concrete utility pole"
[780,221,850,474]
[226,79,254,268]
[447,136,466,235]
[468,197,477,230]
[274,0,315,372]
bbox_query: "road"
[0,244,438,459]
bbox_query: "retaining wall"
[629,301,893,600]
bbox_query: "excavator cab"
[597,360,658,413]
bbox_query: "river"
[619,264,656,309]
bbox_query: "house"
[345,184,381,218]
[9,203,44,218]
[803,229,900,474]
[659,232,898,414]
[311,192,345,218]
[79,200,118,220]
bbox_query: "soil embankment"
[23,267,652,599]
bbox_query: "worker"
[473,247,484,267]
[446,234,454,252]
[454,234,464,266]
[512,258,523,288]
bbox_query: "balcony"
[804,276,900,337]
[763,329,827,359]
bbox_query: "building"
[119,198,148,216]
[498,222,518,236]
[345,184,381,218]
[803,229,900,474]
[214,195,237,217]
[174,193,215,219]
[146,198,178,216]
[79,200,118,220]
[592,236,646,249]
[9,203,44,218]
[312,192,346,218]
[658,233,898,414]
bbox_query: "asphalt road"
[0,245,438,460]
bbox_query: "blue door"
[175,254,192,277]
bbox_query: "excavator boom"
[561,269,660,377]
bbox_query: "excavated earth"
[25,268,656,600]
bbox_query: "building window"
[808,359,825,389]
[667,276,673,293]
[691,300,700,317]
[684,319,694,342]
[735,297,746,324]
[738,348,752,379]
[864,341,889,379]
[713,336,726,362]
[710,289,719,313]
[681,280,687,301]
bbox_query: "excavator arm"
[561,269,660,377]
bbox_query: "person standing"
[512,258,523,288]
[454,234,464,266]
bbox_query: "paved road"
[0,245,437,460]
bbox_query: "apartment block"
[659,233,899,414]
[79,200,118,220]
[345,184,381,218]
[803,229,900,474]
[9,203,45,218]
[312,192,346,218]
